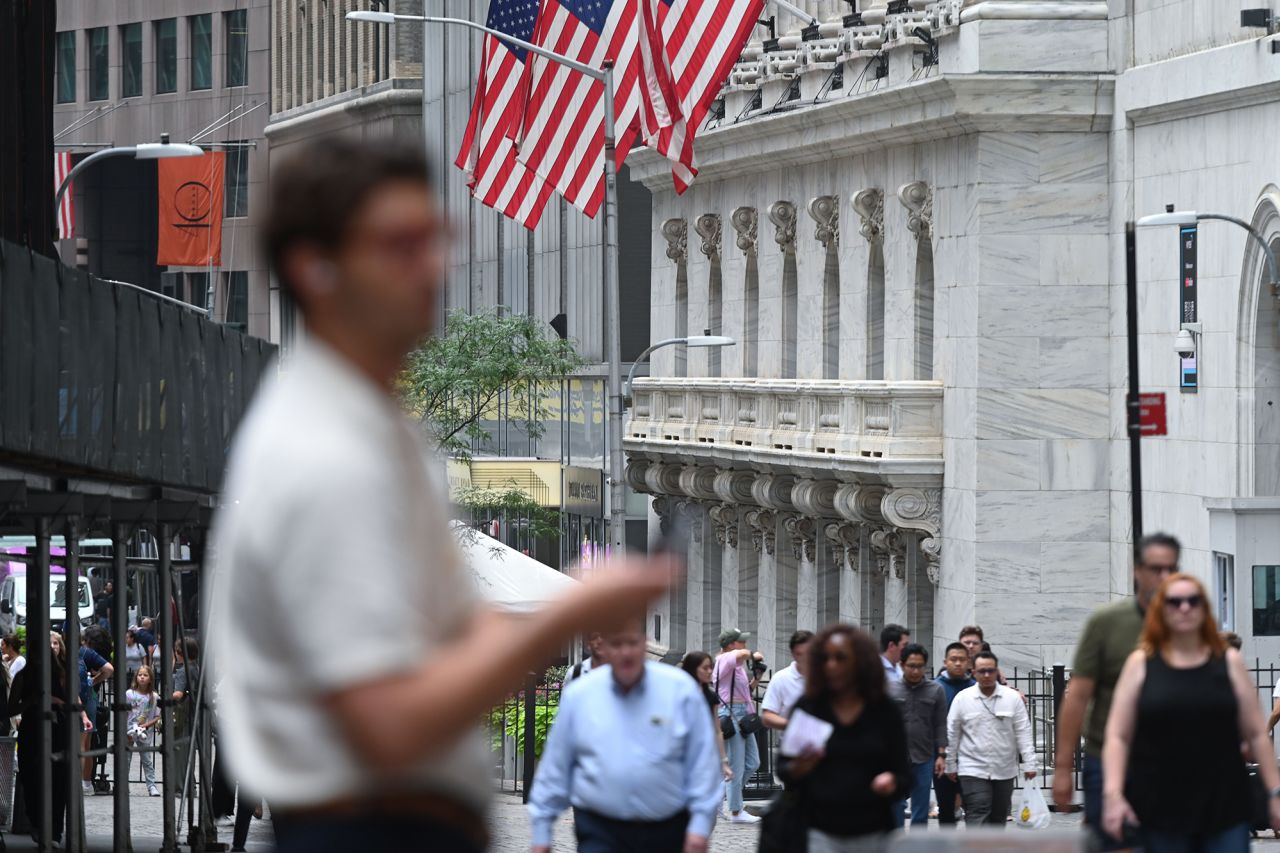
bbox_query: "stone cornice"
[1118,37,1280,127]
[627,73,1114,190]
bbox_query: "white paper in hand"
[779,708,835,757]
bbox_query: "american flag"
[454,0,558,229]
[646,0,765,191]
[512,0,680,219]
[54,151,75,240]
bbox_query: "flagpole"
[600,61,626,556]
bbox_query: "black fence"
[0,238,275,492]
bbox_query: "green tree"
[455,484,562,542]
[401,309,585,459]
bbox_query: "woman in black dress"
[679,651,733,784]
[778,625,910,853]
[1103,573,1280,852]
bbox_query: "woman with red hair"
[1103,573,1280,851]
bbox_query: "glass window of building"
[225,272,248,331]
[120,23,142,98]
[87,28,109,102]
[190,14,213,90]
[225,9,247,87]
[225,142,249,218]
[155,19,177,94]
[55,31,76,103]
[1253,565,1280,637]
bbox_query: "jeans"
[1082,753,1131,852]
[959,776,1014,827]
[719,703,760,813]
[573,807,688,853]
[1141,822,1250,853]
[935,772,961,825]
[899,761,934,826]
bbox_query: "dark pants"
[935,773,961,826]
[273,814,482,853]
[1083,753,1131,851]
[573,808,688,853]
[1141,822,1250,853]
[231,787,260,851]
[19,727,69,843]
[959,776,1013,827]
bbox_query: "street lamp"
[624,336,737,407]
[346,10,631,552]
[53,136,204,219]
[1125,209,1280,551]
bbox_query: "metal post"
[158,523,178,852]
[1052,663,1066,716]
[520,671,537,803]
[111,523,131,851]
[601,61,626,556]
[32,517,53,851]
[1125,223,1144,554]
[63,518,84,853]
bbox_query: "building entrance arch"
[1236,187,1280,496]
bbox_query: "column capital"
[850,188,885,244]
[712,468,756,506]
[750,473,797,513]
[897,180,933,239]
[694,213,722,263]
[881,487,942,584]
[833,483,887,525]
[731,206,758,255]
[783,514,817,563]
[643,460,685,497]
[823,521,862,570]
[868,526,905,578]
[677,465,719,502]
[661,217,688,263]
[808,195,839,248]
[744,508,777,555]
[767,200,797,251]
[708,503,740,549]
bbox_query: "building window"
[190,14,213,90]
[155,19,177,94]
[1216,553,1235,632]
[187,272,211,311]
[121,23,142,98]
[225,9,247,88]
[87,28,109,102]
[1253,564,1280,637]
[55,31,76,103]
[224,143,249,218]
[225,272,248,331]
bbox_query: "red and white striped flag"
[455,0,559,229]
[646,0,765,191]
[54,151,75,240]
[512,0,680,219]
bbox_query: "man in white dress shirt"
[208,137,674,853]
[760,630,814,730]
[945,650,1036,827]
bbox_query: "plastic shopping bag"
[1015,784,1052,830]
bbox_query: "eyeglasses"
[1164,594,1202,610]
[974,668,997,676]
[1143,564,1178,574]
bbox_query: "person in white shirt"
[945,650,1036,827]
[562,632,605,687]
[761,630,814,730]
[209,137,675,853]
[879,624,909,685]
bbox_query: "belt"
[277,792,488,849]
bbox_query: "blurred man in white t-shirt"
[761,630,814,730]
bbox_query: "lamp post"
[53,137,204,220]
[346,10,634,552]
[624,336,737,407]
[1126,210,1280,552]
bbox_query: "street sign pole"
[1125,222,1144,552]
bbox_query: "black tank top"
[1125,652,1250,833]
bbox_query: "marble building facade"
[623,0,1280,669]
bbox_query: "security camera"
[1174,323,1201,358]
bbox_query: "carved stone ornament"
[652,495,674,535]
[709,503,740,549]
[808,195,839,248]
[731,206,758,255]
[750,473,797,513]
[868,526,901,577]
[897,181,933,239]
[881,488,942,584]
[744,508,777,555]
[694,213,722,263]
[851,188,884,244]
[791,479,838,519]
[643,461,685,498]
[783,514,817,563]
[833,484,887,525]
[677,465,719,502]
[625,458,652,494]
[824,521,862,570]
[661,218,688,263]
[712,468,756,506]
[767,200,797,251]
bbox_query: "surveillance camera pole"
[1125,223,1144,554]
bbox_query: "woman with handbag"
[681,651,735,784]
[715,629,765,824]
[777,625,911,853]
[1103,573,1280,852]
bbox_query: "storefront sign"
[562,466,604,517]
[1179,225,1198,392]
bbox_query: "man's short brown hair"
[262,136,432,303]
[959,625,984,641]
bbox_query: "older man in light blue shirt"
[528,623,722,853]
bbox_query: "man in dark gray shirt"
[893,643,948,827]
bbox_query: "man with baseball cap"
[715,628,763,823]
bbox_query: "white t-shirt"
[1272,681,1280,700]
[761,663,805,720]
[209,341,487,812]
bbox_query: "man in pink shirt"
[714,629,764,823]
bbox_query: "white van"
[0,574,95,635]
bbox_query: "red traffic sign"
[1139,392,1167,436]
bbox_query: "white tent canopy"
[450,521,578,613]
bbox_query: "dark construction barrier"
[0,237,275,492]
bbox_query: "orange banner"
[157,152,224,266]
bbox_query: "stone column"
[710,504,741,634]
[730,207,760,377]
[683,500,707,652]
[833,484,889,630]
[824,521,862,625]
[883,488,942,654]
[849,189,884,381]
[785,514,819,632]
[807,195,840,379]
[897,181,935,380]
[745,508,778,666]
[654,496,687,652]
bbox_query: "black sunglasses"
[1164,594,1203,610]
